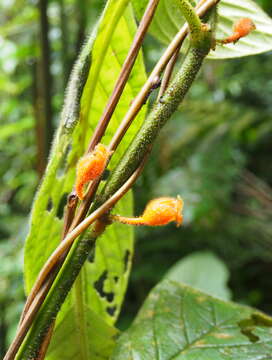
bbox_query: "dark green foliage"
[113,280,272,360]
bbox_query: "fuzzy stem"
[177,0,203,44]
[101,37,212,203]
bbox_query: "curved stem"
[158,0,209,99]
[157,49,180,99]
[177,0,203,43]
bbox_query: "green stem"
[101,36,211,203]
[177,0,203,44]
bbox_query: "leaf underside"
[165,251,231,300]
[132,0,272,59]
[112,280,272,360]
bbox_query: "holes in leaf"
[239,320,259,343]
[87,248,95,263]
[47,198,53,212]
[106,305,117,317]
[94,270,115,303]
[114,276,119,283]
[57,144,72,178]
[123,250,130,272]
[238,313,272,343]
[105,292,114,303]
[56,193,68,219]
[101,169,110,181]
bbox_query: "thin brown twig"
[86,0,160,153]
[4,273,56,360]
[33,195,78,359]
[61,193,78,239]
[157,48,180,99]
[18,200,78,360]
[108,0,221,152]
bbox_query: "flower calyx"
[111,196,183,227]
[219,18,256,45]
[75,143,112,200]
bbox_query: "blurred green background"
[0,0,271,356]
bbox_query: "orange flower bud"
[233,18,256,38]
[75,143,111,200]
[220,18,256,44]
[112,196,183,227]
[141,196,183,226]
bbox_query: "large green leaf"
[24,1,147,358]
[132,0,272,59]
[112,280,272,360]
[165,251,231,300]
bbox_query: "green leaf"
[132,0,272,59]
[112,280,272,360]
[24,1,147,358]
[165,251,231,300]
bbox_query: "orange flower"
[75,143,111,200]
[220,18,256,44]
[112,196,183,227]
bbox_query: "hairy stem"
[101,37,211,202]
[177,0,203,44]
